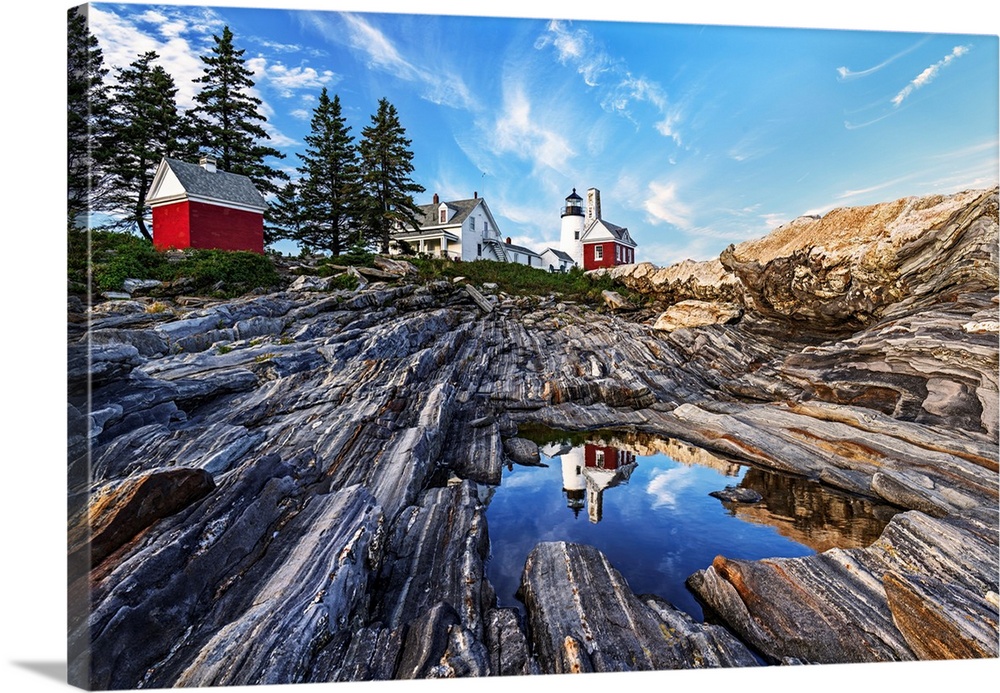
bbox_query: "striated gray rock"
[519,542,759,673]
[67,187,998,688]
[688,507,998,663]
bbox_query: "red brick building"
[146,156,267,254]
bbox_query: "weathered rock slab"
[519,541,759,674]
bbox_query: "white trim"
[148,195,266,214]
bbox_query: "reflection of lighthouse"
[553,440,638,523]
[561,448,586,517]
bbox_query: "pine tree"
[103,51,195,241]
[67,7,112,228]
[189,25,286,200]
[265,180,302,247]
[294,89,361,255]
[358,98,425,255]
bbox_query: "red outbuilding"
[146,156,267,254]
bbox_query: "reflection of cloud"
[646,467,696,510]
[892,45,971,107]
[501,470,549,490]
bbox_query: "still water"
[485,430,895,621]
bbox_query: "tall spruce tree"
[358,98,425,255]
[189,25,286,200]
[104,51,194,241]
[67,7,112,228]
[265,180,302,247]
[294,89,361,255]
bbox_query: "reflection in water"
[487,429,898,621]
[553,444,637,523]
[730,468,895,552]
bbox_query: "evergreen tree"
[189,25,286,200]
[294,89,361,255]
[358,98,425,255]
[67,7,112,228]
[265,180,302,247]
[103,51,194,241]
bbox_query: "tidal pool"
[485,429,896,621]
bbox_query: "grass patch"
[409,257,640,306]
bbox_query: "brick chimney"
[433,193,439,204]
[474,191,478,199]
[199,156,217,173]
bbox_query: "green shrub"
[70,229,282,298]
[88,231,170,292]
[173,249,281,297]
[408,257,640,307]
[328,272,360,291]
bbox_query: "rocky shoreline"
[68,187,998,687]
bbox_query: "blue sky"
[85,0,999,265]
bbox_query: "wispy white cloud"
[251,59,339,98]
[836,174,918,201]
[490,84,576,174]
[836,37,929,81]
[643,180,693,229]
[88,5,220,109]
[536,20,682,142]
[302,12,475,110]
[892,45,971,106]
[843,111,897,130]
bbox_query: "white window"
[595,245,603,261]
[439,208,447,223]
[477,243,482,256]
[470,217,475,231]
[616,245,621,262]
[595,450,605,468]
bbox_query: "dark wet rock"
[709,486,763,504]
[519,541,759,673]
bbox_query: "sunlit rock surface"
[68,187,998,686]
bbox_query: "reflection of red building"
[560,443,637,523]
[584,444,636,471]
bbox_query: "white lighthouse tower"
[560,188,585,266]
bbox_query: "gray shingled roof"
[582,218,634,244]
[542,247,574,262]
[503,241,541,257]
[161,158,267,210]
[414,198,481,227]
